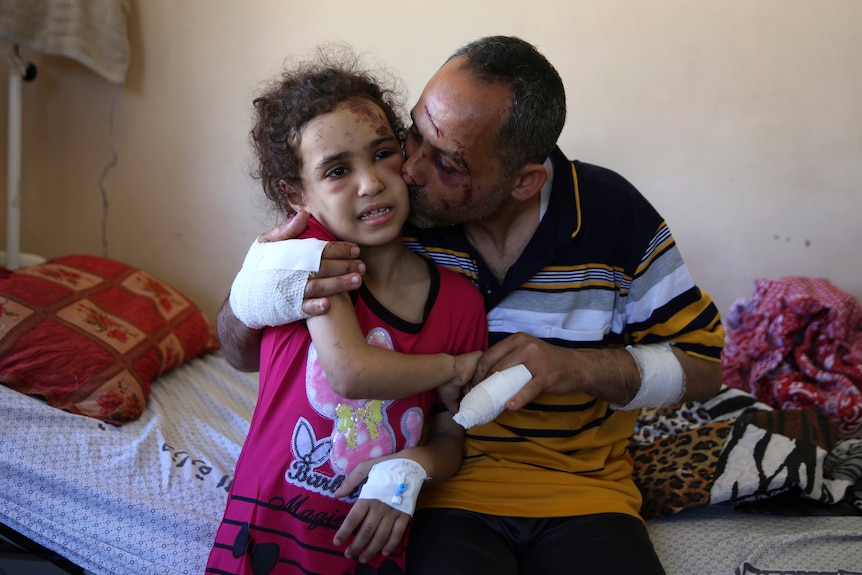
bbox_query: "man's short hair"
[449,36,566,175]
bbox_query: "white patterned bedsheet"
[0,352,258,575]
[648,503,862,575]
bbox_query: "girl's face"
[288,99,408,247]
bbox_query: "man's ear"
[279,180,305,213]
[510,163,549,201]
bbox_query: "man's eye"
[436,157,457,174]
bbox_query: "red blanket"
[722,277,862,439]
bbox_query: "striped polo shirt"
[403,146,724,519]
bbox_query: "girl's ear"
[279,180,305,213]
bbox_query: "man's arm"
[216,211,366,372]
[474,332,723,411]
[216,297,264,372]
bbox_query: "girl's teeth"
[361,208,389,220]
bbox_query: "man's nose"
[401,148,421,185]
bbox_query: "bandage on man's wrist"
[611,343,686,410]
[357,458,428,516]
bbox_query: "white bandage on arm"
[358,458,428,516]
[611,343,687,410]
[228,237,328,329]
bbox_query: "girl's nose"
[359,169,384,196]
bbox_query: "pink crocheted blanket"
[722,276,862,439]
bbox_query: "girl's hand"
[437,351,482,412]
[334,458,374,500]
[332,499,410,563]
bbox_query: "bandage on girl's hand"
[357,458,428,516]
[453,364,533,429]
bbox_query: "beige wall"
[1,0,861,320]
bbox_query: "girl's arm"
[306,290,480,399]
[331,411,464,561]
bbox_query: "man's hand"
[473,332,590,410]
[303,251,365,316]
[474,332,641,409]
[217,211,366,372]
[474,332,722,411]
[259,211,366,316]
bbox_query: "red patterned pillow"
[0,255,219,424]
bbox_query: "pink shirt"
[207,219,487,575]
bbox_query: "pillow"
[0,255,219,424]
[629,419,734,518]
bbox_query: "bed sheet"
[0,353,258,575]
[648,502,862,574]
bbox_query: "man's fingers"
[305,273,363,300]
[507,380,541,411]
[300,297,331,318]
[259,211,309,242]
[475,339,517,381]
[315,257,366,279]
[321,240,361,260]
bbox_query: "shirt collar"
[540,147,582,245]
[538,155,554,222]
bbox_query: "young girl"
[205,48,487,575]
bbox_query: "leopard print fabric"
[631,402,713,445]
[628,402,734,519]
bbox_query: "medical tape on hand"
[357,458,428,516]
[611,343,686,410]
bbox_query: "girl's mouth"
[359,207,392,221]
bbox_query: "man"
[218,36,724,574]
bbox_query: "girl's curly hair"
[250,44,407,216]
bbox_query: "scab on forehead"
[342,97,393,137]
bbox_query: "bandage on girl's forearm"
[357,458,428,516]
[611,343,686,410]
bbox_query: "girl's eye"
[375,149,395,161]
[326,166,347,179]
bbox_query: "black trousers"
[406,508,666,575]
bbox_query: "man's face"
[402,58,514,228]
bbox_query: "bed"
[1,256,861,575]
[0,352,257,575]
